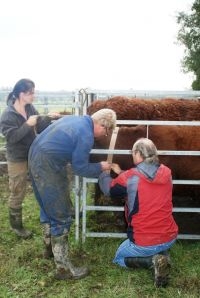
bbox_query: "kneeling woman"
[98,137,178,288]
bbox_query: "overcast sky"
[0,0,194,91]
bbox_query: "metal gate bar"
[82,177,200,242]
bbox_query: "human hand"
[47,112,61,118]
[100,161,112,171]
[26,115,38,126]
[111,163,122,174]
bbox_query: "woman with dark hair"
[0,78,59,239]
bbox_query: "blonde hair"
[132,138,159,164]
[91,108,117,130]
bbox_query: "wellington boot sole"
[55,267,89,280]
[12,228,33,239]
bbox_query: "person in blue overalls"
[28,108,116,280]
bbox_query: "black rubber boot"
[42,223,53,259]
[9,207,32,239]
[51,234,89,280]
[124,256,153,269]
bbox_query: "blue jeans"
[113,238,176,267]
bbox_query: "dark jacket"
[0,104,51,161]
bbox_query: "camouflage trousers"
[7,161,28,209]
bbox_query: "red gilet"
[110,165,178,246]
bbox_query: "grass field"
[0,175,200,298]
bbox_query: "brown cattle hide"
[87,96,200,120]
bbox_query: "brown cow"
[88,97,200,234]
[87,96,200,120]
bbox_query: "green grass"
[0,175,200,298]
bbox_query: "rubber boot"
[42,223,53,259]
[152,254,171,287]
[124,256,153,269]
[51,234,89,280]
[9,207,32,239]
[124,253,171,288]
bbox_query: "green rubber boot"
[9,207,32,239]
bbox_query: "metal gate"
[81,119,200,242]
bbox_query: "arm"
[1,105,38,143]
[110,172,128,198]
[71,133,103,178]
[72,152,109,178]
[1,115,34,144]
[111,163,123,175]
[71,121,112,177]
[30,105,60,134]
[98,172,112,196]
[99,170,129,198]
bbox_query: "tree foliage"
[177,0,200,90]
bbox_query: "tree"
[177,0,200,90]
